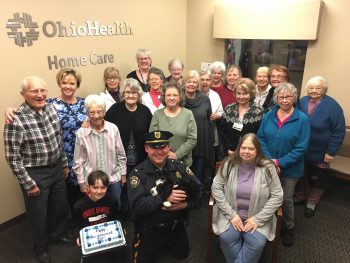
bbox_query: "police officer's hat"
[142,130,173,148]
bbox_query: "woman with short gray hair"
[73,94,127,211]
[294,76,345,218]
[165,58,184,84]
[105,78,153,215]
[210,61,226,92]
[141,67,165,114]
[257,82,310,247]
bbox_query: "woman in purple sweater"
[212,133,283,263]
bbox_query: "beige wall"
[187,0,349,124]
[0,0,187,224]
[1,0,349,224]
[186,0,225,70]
[301,0,350,124]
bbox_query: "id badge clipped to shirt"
[232,122,243,131]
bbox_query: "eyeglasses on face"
[271,74,287,80]
[88,110,104,116]
[149,78,161,82]
[27,89,48,95]
[124,91,139,96]
[277,95,294,101]
[106,77,119,81]
[138,57,150,61]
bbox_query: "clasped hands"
[230,215,258,234]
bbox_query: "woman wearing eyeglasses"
[257,82,310,247]
[99,66,122,111]
[141,67,165,114]
[263,65,290,111]
[73,94,127,210]
[126,48,152,92]
[294,76,345,218]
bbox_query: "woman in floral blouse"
[221,78,264,156]
[47,68,86,212]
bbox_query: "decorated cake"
[80,220,126,256]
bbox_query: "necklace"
[138,69,147,84]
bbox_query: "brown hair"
[233,78,256,101]
[160,81,185,107]
[87,170,109,186]
[219,133,276,179]
[269,64,290,82]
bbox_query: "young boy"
[72,170,125,263]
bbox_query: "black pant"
[82,248,128,263]
[133,222,189,263]
[23,162,69,253]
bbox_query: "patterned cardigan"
[221,101,264,151]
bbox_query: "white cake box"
[80,220,126,256]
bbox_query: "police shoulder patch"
[130,175,140,189]
[186,166,195,176]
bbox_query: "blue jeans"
[219,224,267,263]
[280,177,298,229]
[107,182,121,211]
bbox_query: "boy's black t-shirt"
[72,194,119,236]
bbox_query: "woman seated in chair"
[211,133,283,263]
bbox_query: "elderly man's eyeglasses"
[27,89,48,95]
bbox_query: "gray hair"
[305,76,328,94]
[273,82,298,103]
[199,69,211,78]
[210,61,226,75]
[20,76,47,92]
[120,78,143,103]
[135,48,152,60]
[168,58,184,71]
[85,94,106,112]
[147,67,165,83]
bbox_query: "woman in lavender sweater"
[211,133,283,263]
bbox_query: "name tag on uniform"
[232,122,243,131]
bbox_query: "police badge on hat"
[142,130,174,148]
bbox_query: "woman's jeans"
[219,224,267,263]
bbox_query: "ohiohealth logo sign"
[6,12,133,47]
[6,13,39,47]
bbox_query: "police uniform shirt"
[127,157,200,225]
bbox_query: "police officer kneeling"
[128,130,201,263]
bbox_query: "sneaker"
[304,207,315,218]
[35,251,52,263]
[282,227,295,247]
